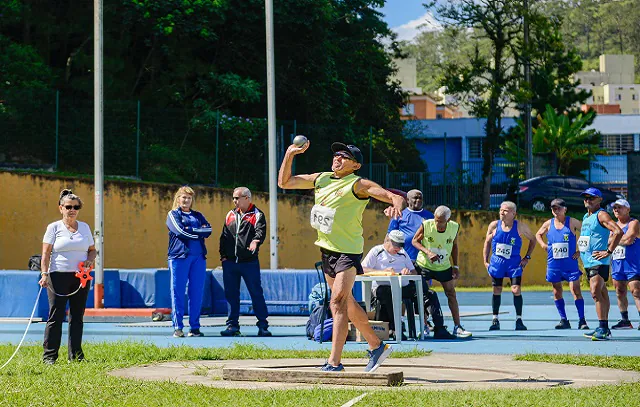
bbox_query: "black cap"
[550,198,567,208]
[331,142,363,164]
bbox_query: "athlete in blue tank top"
[387,189,434,262]
[579,188,623,341]
[535,198,588,330]
[610,199,640,330]
[483,201,536,331]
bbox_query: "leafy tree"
[504,105,603,176]
[424,0,526,209]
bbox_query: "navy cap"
[331,142,363,164]
[581,187,602,198]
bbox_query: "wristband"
[524,255,531,260]
[606,249,613,255]
[452,266,459,269]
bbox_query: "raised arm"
[535,220,551,251]
[354,178,404,218]
[278,142,319,190]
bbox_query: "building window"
[436,114,443,119]
[616,94,622,101]
[600,134,635,155]
[633,94,637,101]
[402,103,415,116]
[468,138,483,159]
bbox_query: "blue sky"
[376,0,441,42]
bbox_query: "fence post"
[136,100,140,178]
[588,145,592,184]
[292,119,297,176]
[215,111,220,186]
[55,90,59,170]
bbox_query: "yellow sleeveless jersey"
[312,172,369,254]
[415,219,459,271]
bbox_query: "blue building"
[405,115,640,191]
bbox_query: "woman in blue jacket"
[166,186,212,337]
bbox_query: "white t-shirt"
[361,244,415,291]
[43,220,94,272]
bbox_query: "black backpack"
[28,255,42,271]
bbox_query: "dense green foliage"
[0,0,424,188]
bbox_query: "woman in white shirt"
[39,189,96,364]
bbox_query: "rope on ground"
[340,392,368,407]
[0,286,43,371]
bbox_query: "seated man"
[362,230,457,340]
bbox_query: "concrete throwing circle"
[110,354,640,390]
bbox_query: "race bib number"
[495,243,512,259]
[551,243,569,260]
[612,245,626,261]
[577,236,590,253]
[310,205,336,234]
[430,248,449,264]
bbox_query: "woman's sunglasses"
[64,205,81,210]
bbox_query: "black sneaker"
[611,319,633,330]
[578,319,590,330]
[220,326,241,336]
[258,327,272,337]
[489,319,500,331]
[188,329,204,337]
[555,319,571,329]
[173,329,185,338]
[515,319,527,331]
[433,327,457,340]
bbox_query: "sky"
[377,0,442,42]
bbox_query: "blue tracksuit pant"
[169,255,206,330]
[222,260,269,329]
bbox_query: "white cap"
[613,199,630,208]
[388,230,405,247]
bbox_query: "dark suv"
[509,176,623,212]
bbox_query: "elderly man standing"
[413,205,471,338]
[610,199,640,330]
[219,187,270,337]
[388,189,434,262]
[483,201,536,331]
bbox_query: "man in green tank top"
[278,140,404,373]
[412,205,471,338]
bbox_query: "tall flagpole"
[266,0,278,269]
[93,0,105,307]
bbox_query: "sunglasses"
[64,205,81,210]
[334,151,355,161]
[232,196,247,200]
[583,196,597,201]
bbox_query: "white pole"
[265,0,278,269]
[93,0,105,307]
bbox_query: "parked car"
[508,176,624,212]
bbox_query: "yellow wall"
[0,171,551,285]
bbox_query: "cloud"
[392,12,442,42]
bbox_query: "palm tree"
[532,104,603,175]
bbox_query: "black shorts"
[492,276,523,287]
[586,265,610,282]
[415,264,453,283]
[320,248,363,279]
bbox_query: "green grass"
[515,353,640,372]
[1,342,639,406]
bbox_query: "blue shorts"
[612,268,640,282]
[546,268,582,283]
[488,265,522,279]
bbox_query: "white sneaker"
[423,323,430,337]
[454,324,472,338]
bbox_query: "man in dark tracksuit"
[219,187,270,336]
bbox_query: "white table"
[355,274,425,343]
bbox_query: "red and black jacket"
[219,204,266,263]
